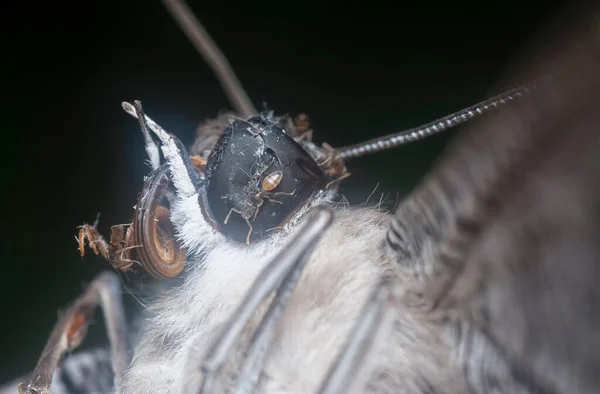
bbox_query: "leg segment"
[325,172,351,190]
[79,222,140,272]
[224,208,238,225]
[224,208,255,246]
[317,279,401,394]
[189,206,333,394]
[18,272,130,394]
[244,218,253,246]
[234,209,333,393]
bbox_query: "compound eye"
[199,115,329,244]
[262,171,283,191]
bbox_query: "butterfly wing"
[386,9,600,394]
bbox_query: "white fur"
[118,105,466,393]
[121,203,466,393]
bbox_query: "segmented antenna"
[162,0,257,118]
[337,82,535,160]
[161,0,538,163]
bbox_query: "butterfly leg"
[185,206,333,394]
[18,271,130,394]
[317,279,401,394]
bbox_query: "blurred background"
[1,0,570,383]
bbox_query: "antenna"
[162,1,537,161]
[162,0,257,118]
[336,82,535,160]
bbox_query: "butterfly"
[9,1,600,394]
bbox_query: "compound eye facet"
[198,114,330,244]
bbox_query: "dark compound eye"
[198,114,330,244]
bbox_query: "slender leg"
[253,201,265,221]
[262,197,283,205]
[244,218,254,246]
[223,208,254,245]
[224,208,236,224]
[270,189,296,198]
[325,173,351,190]
[297,130,313,141]
[260,190,297,211]
[162,0,257,118]
[317,279,401,394]
[111,225,143,269]
[318,155,333,167]
[234,211,331,393]
[253,190,297,222]
[118,224,142,260]
[191,206,333,394]
[18,272,130,394]
[251,192,297,223]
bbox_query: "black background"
[1,0,571,383]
